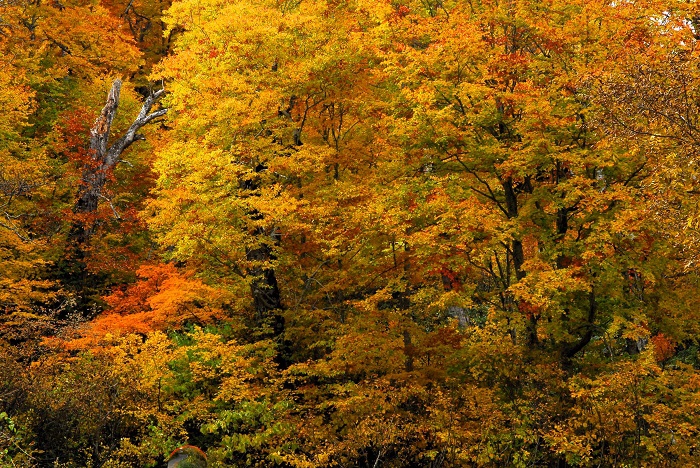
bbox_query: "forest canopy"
[2,0,700,466]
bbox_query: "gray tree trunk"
[71,78,167,243]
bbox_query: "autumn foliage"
[2,0,700,466]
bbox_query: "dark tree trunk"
[241,163,284,335]
[562,289,597,362]
[502,177,538,346]
[246,228,284,335]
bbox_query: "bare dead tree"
[71,78,166,244]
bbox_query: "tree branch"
[105,86,167,167]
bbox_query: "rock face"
[167,445,208,468]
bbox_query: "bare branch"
[72,79,167,243]
[98,194,121,220]
[105,86,167,167]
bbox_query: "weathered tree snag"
[60,79,166,316]
[71,78,167,243]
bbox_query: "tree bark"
[71,79,167,243]
[562,288,597,361]
[502,177,537,346]
[241,164,284,335]
[246,227,284,333]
